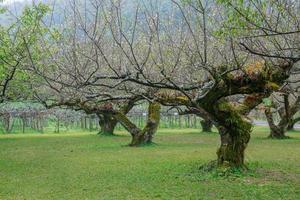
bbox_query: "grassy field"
[0,127,300,200]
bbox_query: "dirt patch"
[243,168,300,185]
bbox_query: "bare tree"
[22,0,166,145]
[264,79,300,138]
[25,0,300,168]
[77,0,300,168]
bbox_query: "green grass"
[0,127,300,200]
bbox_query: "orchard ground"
[0,127,300,200]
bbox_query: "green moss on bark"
[215,101,252,168]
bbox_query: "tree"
[48,98,141,137]
[264,90,300,138]
[200,119,213,133]
[80,0,300,168]
[39,96,161,146]
[25,0,163,144]
[97,114,118,135]
[0,3,49,102]
[115,101,161,146]
[179,109,213,132]
[25,0,300,168]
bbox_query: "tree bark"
[269,128,286,138]
[217,126,250,168]
[200,119,213,132]
[130,102,161,146]
[114,102,161,146]
[263,91,300,138]
[213,101,252,168]
[265,108,288,139]
[97,114,118,135]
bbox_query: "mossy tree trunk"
[114,102,161,146]
[213,101,252,168]
[97,114,118,135]
[130,102,161,146]
[200,119,213,132]
[156,61,293,169]
[217,126,251,168]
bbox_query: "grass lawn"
[0,127,300,200]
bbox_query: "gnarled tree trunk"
[114,102,161,146]
[200,119,213,132]
[217,126,251,168]
[265,108,288,139]
[130,102,161,146]
[213,101,252,168]
[97,114,118,135]
[264,93,300,138]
